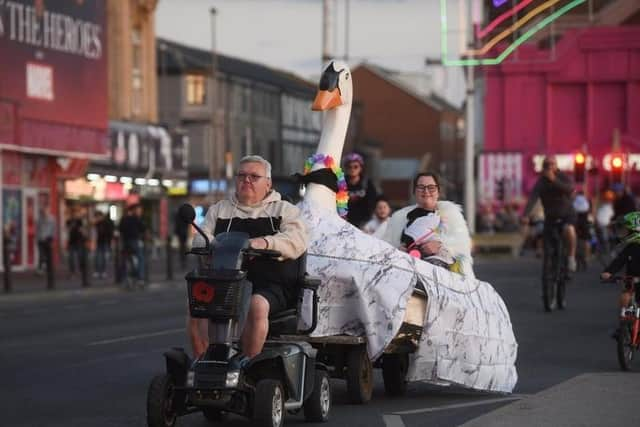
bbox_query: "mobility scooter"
[146,204,331,427]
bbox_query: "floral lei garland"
[303,153,349,217]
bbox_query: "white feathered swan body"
[298,61,518,392]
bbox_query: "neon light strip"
[466,0,562,57]
[493,0,510,6]
[440,0,585,66]
[478,0,534,39]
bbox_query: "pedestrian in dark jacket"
[343,152,378,229]
[93,211,114,279]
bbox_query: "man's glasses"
[236,173,267,183]
[415,184,439,193]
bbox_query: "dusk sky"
[156,0,467,106]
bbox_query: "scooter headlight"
[225,370,240,388]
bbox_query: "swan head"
[312,60,352,111]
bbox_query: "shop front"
[0,0,108,272]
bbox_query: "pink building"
[482,26,640,199]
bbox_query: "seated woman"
[382,172,475,278]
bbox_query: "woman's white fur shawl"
[383,201,475,279]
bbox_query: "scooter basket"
[186,270,250,320]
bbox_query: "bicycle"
[541,219,569,312]
[605,276,640,371]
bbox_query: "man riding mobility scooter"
[146,204,331,427]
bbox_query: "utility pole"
[322,0,335,63]
[209,7,219,203]
[465,65,476,233]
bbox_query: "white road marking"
[87,328,184,346]
[383,414,406,427]
[23,308,48,315]
[62,304,85,310]
[392,395,524,416]
[96,299,119,306]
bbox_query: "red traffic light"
[611,155,623,170]
[575,153,586,165]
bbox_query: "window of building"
[131,28,143,116]
[186,74,206,105]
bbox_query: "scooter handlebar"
[244,248,282,258]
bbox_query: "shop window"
[186,74,206,105]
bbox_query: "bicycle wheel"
[617,321,636,371]
[557,241,568,310]
[542,242,557,312]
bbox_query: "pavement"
[0,252,189,302]
[460,372,640,427]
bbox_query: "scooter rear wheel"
[346,346,373,404]
[304,369,331,422]
[382,353,409,396]
[147,374,177,427]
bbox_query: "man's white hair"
[239,155,272,178]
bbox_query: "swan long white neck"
[306,102,352,211]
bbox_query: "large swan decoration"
[296,60,518,393]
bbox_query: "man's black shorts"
[253,284,292,315]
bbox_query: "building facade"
[157,38,320,219]
[350,64,465,207]
[483,26,640,201]
[0,0,108,271]
[479,0,640,204]
[65,0,188,244]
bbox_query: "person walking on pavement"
[66,208,87,279]
[174,210,189,269]
[118,203,146,284]
[93,211,114,279]
[36,203,55,275]
[522,156,578,272]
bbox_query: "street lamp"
[209,7,219,203]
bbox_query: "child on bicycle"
[600,211,640,309]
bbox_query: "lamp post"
[209,7,219,203]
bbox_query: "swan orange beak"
[312,89,342,111]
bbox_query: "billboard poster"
[2,188,22,265]
[0,0,107,130]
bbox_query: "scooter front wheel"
[253,379,285,427]
[147,374,177,427]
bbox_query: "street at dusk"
[1,1,639,426]
[2,256,639,427]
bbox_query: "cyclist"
[522,156,578,272]
[600,212,640,310]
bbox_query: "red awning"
[21,119,108,158]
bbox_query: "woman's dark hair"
[374,195,389,204]
[412,172,440,192]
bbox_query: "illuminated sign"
[190,179,227,195]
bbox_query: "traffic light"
[574,152,586,183]
[610,154,624,184]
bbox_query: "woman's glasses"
[415,184,439,193]
[236,173,267,183]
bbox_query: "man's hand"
[419,240,441,256]
[601,272,612,281]
[249,237,269,250]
